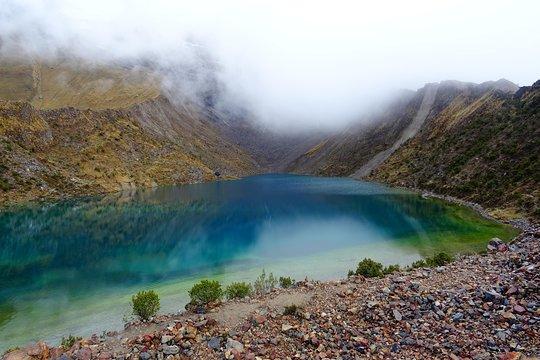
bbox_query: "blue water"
[0,174,514,350]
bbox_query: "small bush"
[132,290,160,320]
[355,258,383,278]
[347,269,355,277]
[410,252,454,269]
[225,282,252,300]
[411,259,427,269]
[279,276,295,288]
[382,264,400,275]
[283,304,299,316]
[189,280,223,305]
[61,335,82,349]
[427,252,454,267]
[253,269,277,294]
[0,177,11,191]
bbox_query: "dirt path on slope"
[352,83,439,178]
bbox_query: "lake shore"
[4,220,538,359]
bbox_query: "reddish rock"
[74,347,92,360]
[26,342,49,359]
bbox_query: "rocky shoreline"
[3,221,539,360]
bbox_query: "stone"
[502,311,516,320]
[392,309,403,321]
[139,352,151,360]
[3,350,31,360]
[452,312,464,322]
[97,352,112,360]
[282,324,294,332]
[161,345,179,355]
[74,348,92,360]
[207,337,221,350]
[513,305,526,313]
[161,335,173,344]
[27,342,49,359]
[226,338,244,351]
[252,314,266,325]
[488,238,504,251]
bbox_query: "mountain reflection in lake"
[0,174,516,350]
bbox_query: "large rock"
[26,342,49,360]
[207,337,221,350]
[162,345,179,355]
[74,348,92,360]
[225,338,244,351]
[487,238,507,252]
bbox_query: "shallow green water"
[0,174,516,351]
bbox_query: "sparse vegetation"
[382,264,400,275]
[279,276,295,288]
[410,252,454,269]
[253,269,277,294]
[189,280,223,305]
[225,282,252,300]
[131,290,160,320]
[0,177,11,191]
[427,252,454,266]
[283,304,300,316]
[61,335,82,349]
[355,258,384,278]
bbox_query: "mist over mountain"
[1,0,539,130]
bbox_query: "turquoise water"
[0,174,516,351]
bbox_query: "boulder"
[162,345,179,355]
[225,338,244,351]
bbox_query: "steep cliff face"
[288,79,538,219]
[0,60,257,203]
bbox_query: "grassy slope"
[0,59,256,203]
[370,85,539,219]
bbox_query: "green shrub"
[189,280,223,305]
[253,269,277,294]
[355,258,383,278]
[410,252,454,269]
[347,269,355,277]
[382,264,400,275]
[61,335,82,349]
[283,304,299,316]
[427,252,454,267]
[279,276,295,288]
[411,259,427,269]
[0,177,11,191]
[131,290,160,320]
[225,282,252,300]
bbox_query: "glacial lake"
[0,174,517,351]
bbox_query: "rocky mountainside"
[288,79,539,220]
[0,59,257,204]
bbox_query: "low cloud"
[1,0,539,130]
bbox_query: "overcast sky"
[0,0,538,129]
